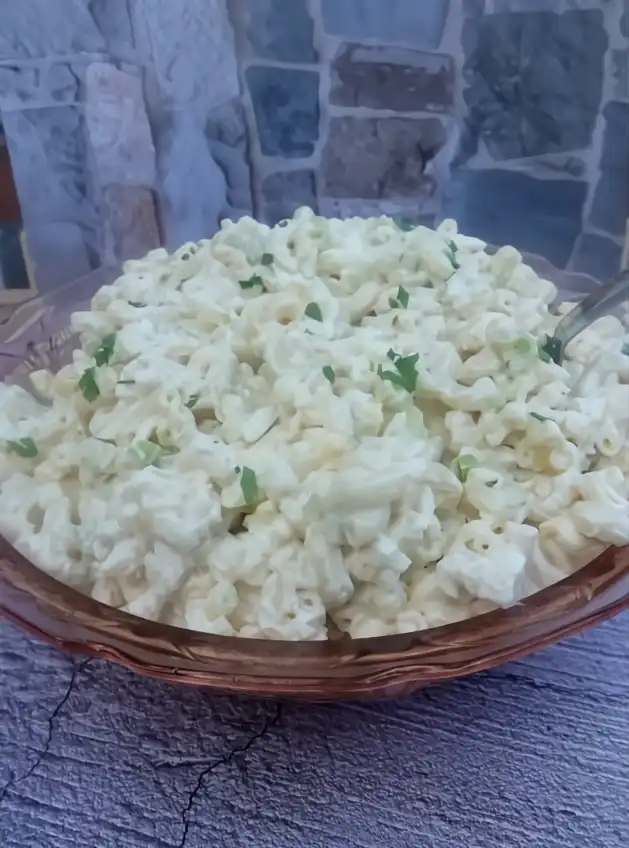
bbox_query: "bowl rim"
[2,535,628,669]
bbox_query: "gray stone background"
[0,0,627,294]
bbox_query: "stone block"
[241,0,316,62]
[321,0,450,50]
[330,45,454,113]
[157,112,227,249]
[85,63,156,188]
[0,64,78,110]
[1,107,93,229]
[262,170,317,224]
[132,0,239,118]
[322,116,445,199]
[24,222,93,294]
[612,50,629,101]
[462,10,607,161]
[571,234,622,282]
[589,102,629,236]
[463,0,485,14]
[206,99,253,214]
[88,0,134,53]
[0,0,105,59]
[246,67,319,158]
[443,169,587,268]
[100,185,160,265]
[319,197,437,227]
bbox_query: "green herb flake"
[513,337,537,356]
[185,393,200,409]
[260,253,274,266]
[305,302,323,322]
[131,441,179,467]
[239,274,267,291]
[79,367,100,402]
[129,301,145,308]
[448,240,460,270]
[389,286,410,310]
[455,454,478,483]
[7,437,38,459]
[530,412,551,423]
[394,217,415,232]
[117,380,135,385]
[322,365,336,385]
[377,350,419,394]
[240,466,260,506]
[94,333,117,367]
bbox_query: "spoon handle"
[554,270,629,346]
[542,270,629,363]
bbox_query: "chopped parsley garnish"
[530,412,551,423]
[388,286,410,310]
[305,302,323,322]
[260,253,274,266]
[131,441,179,467]
[94,333,117,367]
[79,367,100,402]
[377,350,419,394]
[394,217,415,231]
[455,454,478,483]
[322,365,336,384]
[185,393,200,409]
[448,240,460,270]
[7,437,38,459]
[240,466,260,506]
[239,274,267,291]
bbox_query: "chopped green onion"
[118,380,135,385]
[448,240,460,270]
[239,275,266,291]
[305,302,323,322]
[185,393,200,409]
[260,253,274,266]
[322,365,336,384]
[388,286,410,310]
[513,337,537,356]
[129,301,145,308]
[455,454,478,483]
[79,367,100,402]
[377,350,419,394]
[7,437,38,459]
[131,441,178,467]
[530,412,551,423]
[240,466,260,506]
[94,333,117,367]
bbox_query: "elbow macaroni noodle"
[1,209,628,639]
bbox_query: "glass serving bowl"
[1,260,628,701]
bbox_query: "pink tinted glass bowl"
[1,260,628,701]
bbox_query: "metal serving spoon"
[540,268,629,365]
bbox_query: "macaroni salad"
[1,209,628,639]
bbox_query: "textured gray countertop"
[1,615,628,848]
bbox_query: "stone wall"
[234,0,628,278]
[0,0,252,292]
[1,0,627,296]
